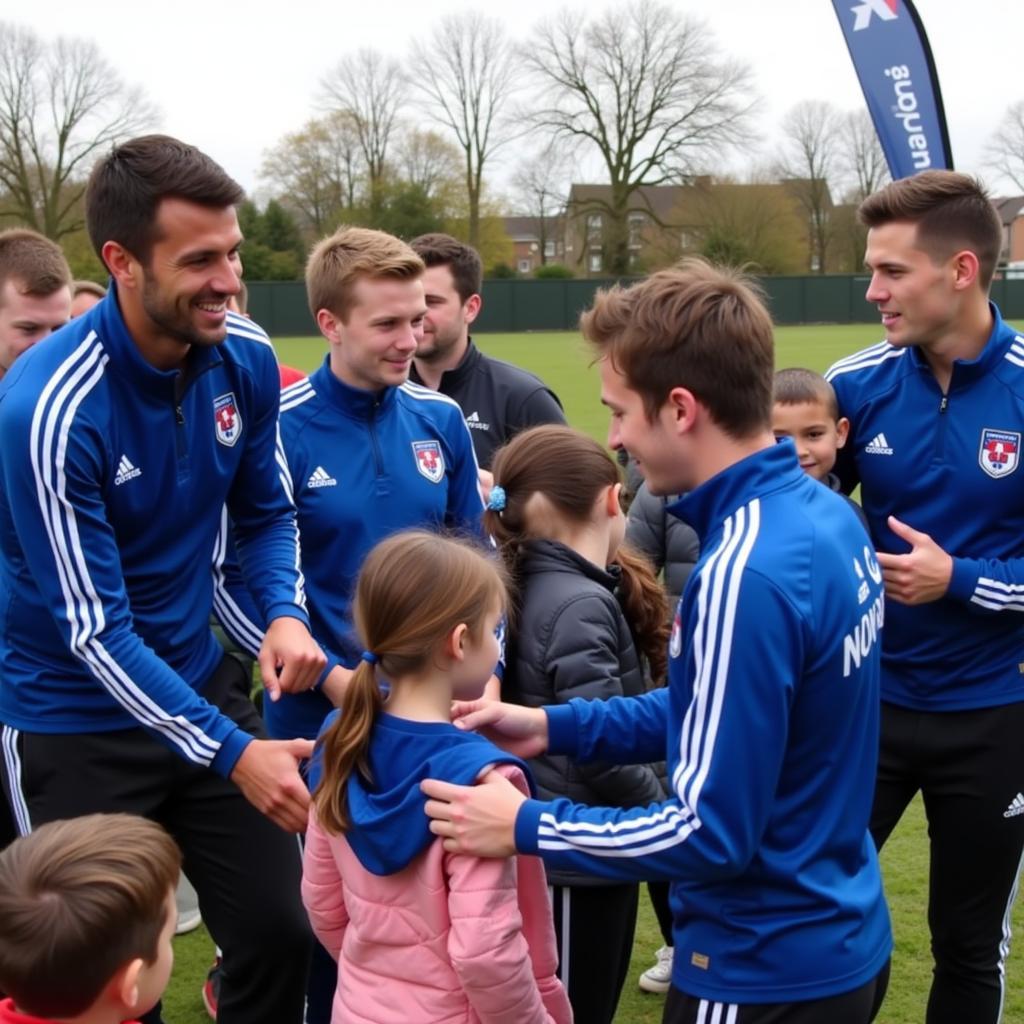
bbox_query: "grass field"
[162,325,1023,1023]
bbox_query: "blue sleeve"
[225,347,311,629]
[0,385,251,777]
[545,688,669,765]
[947,555,1024,616]
[518,571,802,884]
[444,408,485,536]
[212,510,342,688]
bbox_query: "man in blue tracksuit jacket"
[0,136,324,1024]
[424,261,892,1024]
[825,171,1024,1024]
[214,226,485,744]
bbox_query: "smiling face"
[324,275,427,391]
[0,278,71,377]
[772,399,848,482]
[600,356,687,496]
[417,264,478,363]
[863,220,962,352]
[132,198,242,353]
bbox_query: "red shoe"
[202,957,221,1019]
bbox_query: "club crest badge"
[213,393,242,447]
[412,440,445,483]
[979,428,1019,479]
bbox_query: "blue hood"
[311,710,531,875]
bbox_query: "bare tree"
[841,110,889,202]
[0,23,157,239]
[321,49,404,219]
[393,128,463,211]
[777,100,844,273]
[986,100,1024,192]
[259,113,363,237]
[411,13,520,249]
[523,0,754,274]
[511,145,573,265]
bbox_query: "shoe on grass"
[638,944,673,994]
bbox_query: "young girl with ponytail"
[301,530,571,1024]
[484,424,668,1024]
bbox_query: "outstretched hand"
[422,770,525,857]
[450,699,549,759]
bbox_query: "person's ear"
[113,957,144,1011]
[835,416,850,450]
[605,482,623,517]
[316,308,342,344]
[102,242,140,292]
[665,386,699,435]
[463,293,482,326]
[950,249,981,291]
[446,623,469,662]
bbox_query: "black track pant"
[550,881,638,1024]
[0,655,312,1024]
[871,701,1024,1024]
[663,962,889,1024]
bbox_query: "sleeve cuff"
[947,557,980,604]
[265,605,311,631]
[210,725,254,778]
[545,704,580,756]
[514,798,548,855]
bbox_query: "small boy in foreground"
[0,814,180,1024]
[773,367,868,529]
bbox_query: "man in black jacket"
[409,233,566,471]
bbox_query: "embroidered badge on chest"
[213,392,243,447]
[412,440,445,483]
[669,600,683,659]
[979,428,1020,478]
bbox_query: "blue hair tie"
[360,650,379,665]
[487,485,507,512]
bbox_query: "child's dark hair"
[312,530,507,834]
[0,814,180,1018]
[773,368,839,421]
[486,425,668,683]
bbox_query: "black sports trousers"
[550,881,638,1024]
[0,655,312,1024]
[662,962,889,1024]
[871,700,1024,1024]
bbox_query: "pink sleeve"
[300,807,349,961]
[444,765,572,1024]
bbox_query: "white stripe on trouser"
[1,726,31,836]
[696,1001,738,1024]
[997,842,1024,1022]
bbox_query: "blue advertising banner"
[831,0,953,178]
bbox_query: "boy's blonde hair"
[0,814,181,1018]
[305,226,423,322]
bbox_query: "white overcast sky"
[7,0,1024,198]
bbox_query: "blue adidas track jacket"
[514,442,892,1003]
[0,294,308,776]
[215,357,484,741]
[827,305,1024,710]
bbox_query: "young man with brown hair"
[0,135,323,1024]
[0,229,71,381]
[0,814,180,1024]
[424,259,892,1023]
[825,170,1024,1023]
[409,232,565,470]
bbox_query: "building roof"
[994,196,1024,225]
